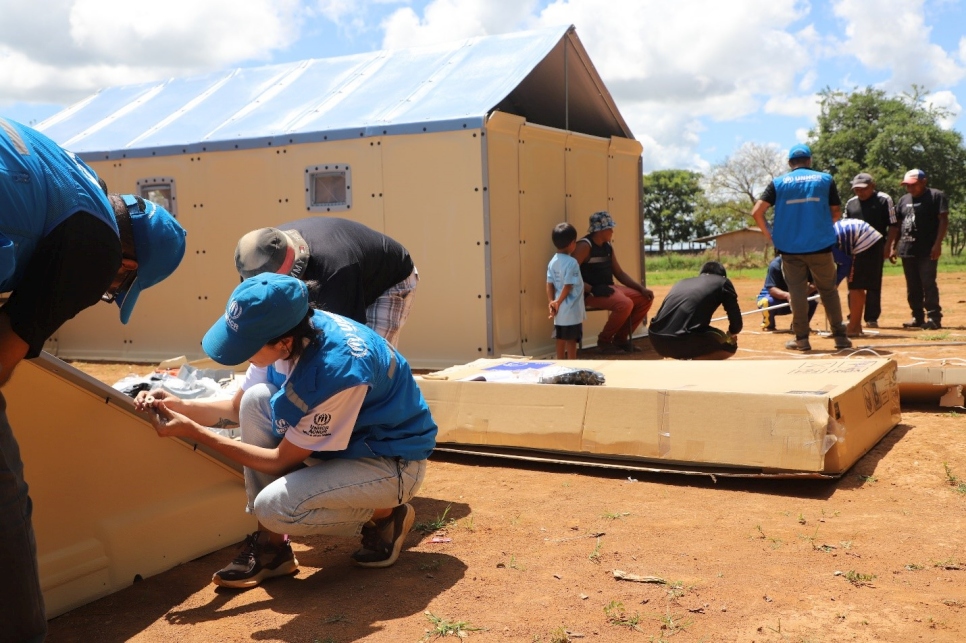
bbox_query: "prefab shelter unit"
[693,227,768,256]
[35,25,643,369]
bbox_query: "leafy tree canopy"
[642,169,706,252]
[808,86,966,203]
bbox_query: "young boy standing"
[546,222,585,359]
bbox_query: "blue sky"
[2,0,964,172]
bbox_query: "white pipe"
[712,294,821,322]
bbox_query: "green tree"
[948,203,966,256]
[642,169,705,252]
[808,86,966,203]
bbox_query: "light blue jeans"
[240,384,426,538]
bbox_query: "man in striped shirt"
[833,218,884,337]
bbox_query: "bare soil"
[51,274,966,643]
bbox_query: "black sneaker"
[212,531,299,589]
[352,503,415,568]
[921,320,942,330]
[902,319,924,328]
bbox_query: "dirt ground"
[50,274,966,643]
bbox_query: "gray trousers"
[780,251,846,340]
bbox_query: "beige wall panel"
[518,125,567,358]
[6,355,253,617]
[380,130,488,368]
[484,113,525,357]
[608,137,644,285]
[564,132,609,223]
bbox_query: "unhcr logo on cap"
[226,300,242,332]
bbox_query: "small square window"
[136,178,177,217]
[305,165,351,212]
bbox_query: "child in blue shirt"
[546,222,586,359]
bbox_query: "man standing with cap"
[0,118,187,642]
[234,217,417,347]
[572,211,654,353]
[895,169,948,330]
[844,173,898,329]
[751,143,851,351]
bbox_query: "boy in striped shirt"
[833,218,883,337]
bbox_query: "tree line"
[643,87,966,255]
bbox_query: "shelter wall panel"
[484,113,525,357]
[380,131,488,367]
[607,137,644,285]
[7,357,253,617]
[564,132,609,222]
[518,125,566,357]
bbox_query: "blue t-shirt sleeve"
[564,259,582,286]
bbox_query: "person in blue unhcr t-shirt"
[751,144,852,352]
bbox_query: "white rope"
[712,294,821,322]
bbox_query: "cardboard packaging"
[418,358,900,476]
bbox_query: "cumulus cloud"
[923,89,962,129]
[832,0,965,90]
[0,0,302,105]
[382,0,539,49]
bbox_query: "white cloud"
[832,0,965,90]
[763,94,821,119]
[382,0,539,49]
[0,0,302,105]
[924,89,962,129]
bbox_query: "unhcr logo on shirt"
[781,174,824,184]
[325,312,370,358]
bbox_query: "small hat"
[788,144,812,160]
[235,227,310,280]
[851,173,874,188]
[116,197,187,324]
[202,274,310,365]
[588,211,616,233]
[901,169,926,185]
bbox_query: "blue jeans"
[901,256,941,323]
[0,392,47,643]
[240,384,426,538]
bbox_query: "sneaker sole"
[355,504,415,569]
[212,557,299,589]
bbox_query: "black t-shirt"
[2,212,122,357]
[844,192,896,237]
[283,217,414,323]
[896,188,948,258]
[577,236,614,287]
[648,274,743,338]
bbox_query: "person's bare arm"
[830,205,842,223]
[751,200,773,246]
[885,226,899,262]
[611,252,653,300]
[931,213,949,261]
[0,312,29,389]
[767,287,789,301]
[144,399,309,476]
[136,387,242,428]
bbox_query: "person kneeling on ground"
[756,256,818,331]
[136,274,437,589]
[647,261,742,360]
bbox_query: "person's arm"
[885,226,899,262]
[830,204,842,223]
[0,313,29,388]
[611,251,653,300]
[828,181,842,222]
[145,400,310,476]
[550,284,573,317]
[751,200,774,246]
[932,212,949,261]
[546,281,557,317]
[135,387,242,428]
[723,280,743,335]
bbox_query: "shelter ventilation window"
[305,165,351,212]
[136,178,177,217]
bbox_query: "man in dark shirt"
[648,262,742,360]
[895,169,948,330]
[0,118,187,642]
[843,173,898,327]
[235,217,417,347]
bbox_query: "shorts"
[649,328,737,360]
[847,247,883,291]
[553,323,583,342]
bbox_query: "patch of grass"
[665,580,692,601]
[797,512,807,525]
[657,608,693,637]
[604,600,642,631]
[754,524,766,539]
[769,537,783,549]
[919,331,951,341]
[414,505,452,534]
[844,570,876,586]
[943,463,966,494]
[459,515,476,532]
[423,612,483,639]
[547,626,571,643]
[858,474,878,484]
[905,563,925,571]
[588,537,603,565]
[601,510,630,520]
[840,540,853,550]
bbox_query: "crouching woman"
[136,273,437,588]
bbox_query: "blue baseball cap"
[116,196,187,324]
[202,274,310,365]
[788,144,812,160]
